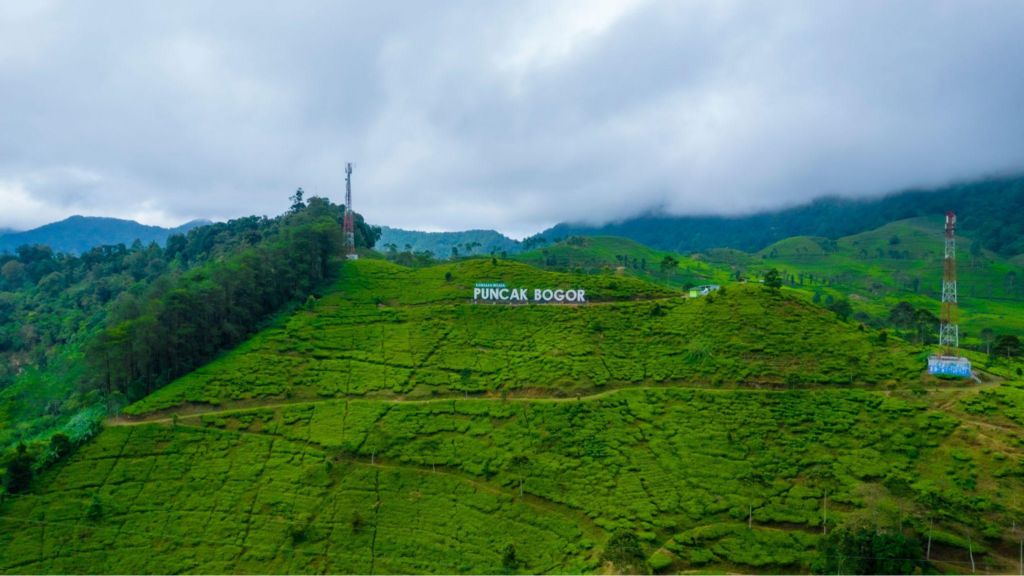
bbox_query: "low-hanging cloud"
[1,0,1023,237]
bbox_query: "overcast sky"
[1,1,1023,237]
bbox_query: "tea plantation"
[3,258,1021,574]
[5,384,1024,573]
[125,259,924,416]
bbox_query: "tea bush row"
[0,424,592,574]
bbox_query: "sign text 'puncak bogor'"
[473,282,586,304]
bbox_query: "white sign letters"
[473,283,586,304]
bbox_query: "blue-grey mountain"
[0,216,210,255]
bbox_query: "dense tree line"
[813,525,924,575]
[84,197,379,402]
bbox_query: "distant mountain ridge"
[539,176,1024,257]
[377,225,521,256]
[0,215,211,255]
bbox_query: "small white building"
[689,284,720,297]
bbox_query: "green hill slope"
[8,383,1024,573]
[9,257,1024,574]
[122,259,924,417]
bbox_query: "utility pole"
[927,517,933,560]
[969,534,975,574]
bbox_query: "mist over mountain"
[539,176,1024,256]
[0,215,210,255]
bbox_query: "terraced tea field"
[125,259,926,416]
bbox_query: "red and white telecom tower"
[344,162,358,260]
[929,211,970,376]
[939,211,959,354]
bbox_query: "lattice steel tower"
[939,211,959,355]
[344,163,357,260]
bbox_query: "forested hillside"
[541,176,1024,256]
[0,216,210,256]
[0,196,379,460]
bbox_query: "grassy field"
[6,256,1024,574]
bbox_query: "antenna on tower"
[928,211,971,377]
[344,163,357,260]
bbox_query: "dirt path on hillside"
[107,379,1002,428]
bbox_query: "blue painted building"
[927,355,972,377]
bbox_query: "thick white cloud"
[0,0,1022,237]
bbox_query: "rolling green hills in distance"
[741,216,1024,340]
[512,235,733,289]
[377,226,520,258]
[8,256,1024,573]
[515,223,1024,350]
